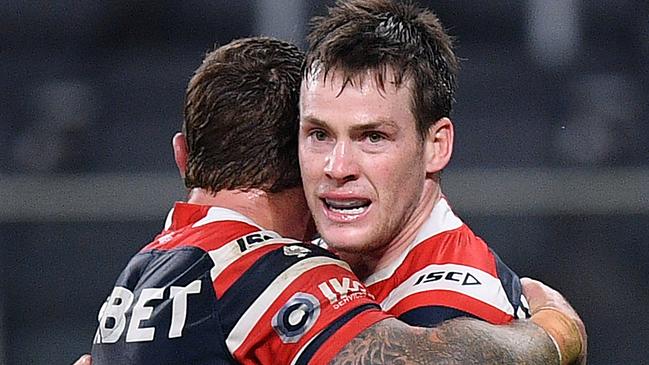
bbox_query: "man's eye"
[367,132,384,143]
[312,130,327,141]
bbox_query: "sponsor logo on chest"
[318,277,373,309]
[413,270,482,286]
[93,280,202,344]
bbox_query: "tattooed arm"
[331,317,558,365]
[331,278,587,365]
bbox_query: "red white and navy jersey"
[91,202,388,365]
[363,198,529,327]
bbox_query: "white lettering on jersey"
[93,300,109,344]
[94,280,202,344]
[97,286,134,343]
[318,277,372,309]
[380,263,515,315]
[169,280,202,338]
[126,287,164,342]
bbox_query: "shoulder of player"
[210,236,353,297]
[368,225,498,288]
[214,242,381,365]
[410,224,493,261]
[142,219,263,253]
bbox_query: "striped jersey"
[91,202,389,365]
[324,198,530,327]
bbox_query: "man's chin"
[322,233,372,255]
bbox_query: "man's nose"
[324,141,359,183]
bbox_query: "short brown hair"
[183,37,304,193]
[305,0,459,139]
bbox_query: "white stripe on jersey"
[163,207,175,231]
[208,234,299,281]
[364,198,463,286]
[226,256,352,354]
[517,294,530,319]
[380,263,515,316]
[193,207,263,228]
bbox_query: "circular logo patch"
[272,292,320,343]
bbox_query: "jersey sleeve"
[393,250,531,327]
[215,242,390,365]
[378,231,530,326]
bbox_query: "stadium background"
[1,1,647,364]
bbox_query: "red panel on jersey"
[368,227,499,303]
[364,199,525,327]
[146,220,259,252]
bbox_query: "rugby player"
[81,36,583,364]
[298,0,586,363]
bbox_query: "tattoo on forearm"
[330,318,559,365]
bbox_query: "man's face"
[298,71,428,256]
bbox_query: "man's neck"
[186,187,312,241]
[345,179,442,279]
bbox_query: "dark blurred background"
[1,1,647,364]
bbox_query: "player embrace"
[80,1,586,364]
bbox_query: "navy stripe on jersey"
[295,303,381,365]
[126,248,213,288]
[398,306,478,327]
[218,243,339,337]
[489,249,530,318]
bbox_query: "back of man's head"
[183,37,304,194]
[305,0,459,139]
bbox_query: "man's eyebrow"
[349,119,399,133]
[301,116,400,133]
[300,116,328,127]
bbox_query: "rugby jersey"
[365,198,530,326]
[91,202,388,365]
[316,198,530,327]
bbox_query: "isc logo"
[94,280,201,344]
[318,277,371,309]
[413,271,481,286]
[236,231,279,252]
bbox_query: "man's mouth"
[323,198,371,216]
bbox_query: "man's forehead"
[302,64,412,95]
[300,76,416,132]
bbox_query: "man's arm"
[523,278,587,365]
[330,277,585,365]
[331,317,557,365]
[73,319,559,365]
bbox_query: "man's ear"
[172,132,188,179]
[423,117,454,174]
